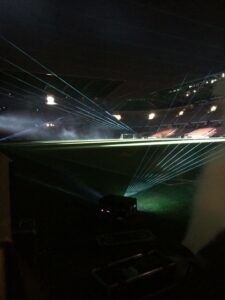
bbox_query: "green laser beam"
[1,58,129,131]
[127,144,225,195]
[0,35,133,132]
[1,68,125,130]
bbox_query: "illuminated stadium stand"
[114,72,225,137]
[184,127,217,138]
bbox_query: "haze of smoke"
[0,114,42,132]
[83,128,113,139]
[0,114,114,141]
[57,127,114,140]
[0,128,38,141]
[58,128,78,139]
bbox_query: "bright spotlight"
[113,114,122,120]
[46,95,56,105]
[45,122,55,127]
[148,112,156,120]
[210,105,217,112]
[178,110,184,116]
[222,73,225,78]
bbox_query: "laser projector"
[98,194,137,220]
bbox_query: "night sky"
[1,0,225,100]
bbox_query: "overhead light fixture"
[193,89,197,93]
[178,110,184,116]
[113,114,122,120]
[46,122,55,127]
[148,112,156,120]
[210,105,217,112]
[185,92,190,97]
[46,95,57,105]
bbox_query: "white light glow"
[210,105,217,112]
[46,122,55,127]
[46,95,56,105]
[211,79,217,84]
[113,114,122,120]
[148,112,156,120]
[178,110,184,116]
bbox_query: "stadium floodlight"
[46,95,56,105]
[178,110,184,116]
[148,112,156,120]
[113,114,122,120]
[210,105,217,112]
[45,122,55,127]
[211,79,217,84]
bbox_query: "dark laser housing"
[99,194,137,219]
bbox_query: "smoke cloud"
[0,113,115,141]
[0,114,42,132]
[58,129,78,140]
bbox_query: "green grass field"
[2,137,225,220]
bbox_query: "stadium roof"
[1,1,225,113]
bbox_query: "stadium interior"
[1,1,225,299]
